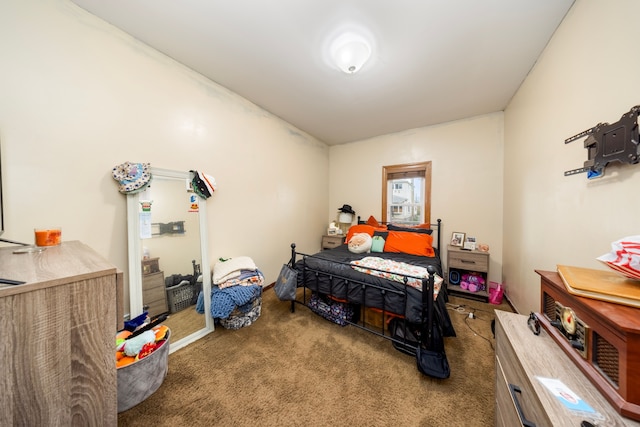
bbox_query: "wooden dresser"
[142,257,168,317]
[495,310,639,426]
[0,241,120,426]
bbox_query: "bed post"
[290,243,296,313]
[436,218,442,251]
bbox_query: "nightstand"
[446,245,489,302]
[321,234,344,250]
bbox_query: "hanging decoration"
[190,170,217,199]
[112,162,152,193]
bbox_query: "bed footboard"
[287,243,443,355]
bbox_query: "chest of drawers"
[495,310,639,426]
[142,257,168,317]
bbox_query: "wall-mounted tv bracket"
[564,105,640,179]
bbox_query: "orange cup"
[34,228,62,246]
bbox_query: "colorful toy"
[459,272,486,293]
[120,330,156,357]
[115,324,170,368]
[348,232,372,254]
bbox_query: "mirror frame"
[127,167,213,353]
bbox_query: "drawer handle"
[461,260,476,264]
[509,384,536,427]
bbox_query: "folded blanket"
[350,256,442,296]
[197,284,261,319]
[218,269,265,289]
[212,256,257,284]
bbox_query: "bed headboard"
[356,216,442,251]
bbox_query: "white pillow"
[348,233,372,254]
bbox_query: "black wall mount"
[565,105,640,179]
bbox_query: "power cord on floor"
[446,302,495,350]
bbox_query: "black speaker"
[449,270,460,285]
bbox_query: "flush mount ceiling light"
[330,32,372,74]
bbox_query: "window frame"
[381,161,432,225]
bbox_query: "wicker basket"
[166,281,196,313]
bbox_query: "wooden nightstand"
[321,234,344,250]
[446,245,489,302]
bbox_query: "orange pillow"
[344,224,375,243]
[366,215,381,227]
[384,231,435,257]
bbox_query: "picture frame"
[463,236,476,250]
[451,232,465,247]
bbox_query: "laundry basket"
[117,329,170,413]
[166,280,196,313]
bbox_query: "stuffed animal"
[120,330,156,357]
[348,232,372,254]
[115,325,170,368]
[459,272,486,293]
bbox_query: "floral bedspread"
[350,256,442,296]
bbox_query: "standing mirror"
[127,168,213,353]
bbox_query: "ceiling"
[70,0,574,145]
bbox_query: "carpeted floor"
[118,287,513,426]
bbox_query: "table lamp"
[336,204,356,236]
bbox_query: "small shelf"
[447,283,489,302]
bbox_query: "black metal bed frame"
[288,219,442,354]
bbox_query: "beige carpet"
[162,302,204,343]
[118,287,513,426]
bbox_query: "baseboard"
[503,293,518,314]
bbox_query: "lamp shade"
[330,33,372,74]
[338,212,354,223]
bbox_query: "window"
[382,162,431,225]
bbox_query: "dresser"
[142,257,168,317]
[495,310,639,426]
[0,241,120,426]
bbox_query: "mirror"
[127,168,213,353]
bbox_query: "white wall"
[503,0,640,313]
[0,0,329,306]
[6,0,634,318]
[329,113,505,286]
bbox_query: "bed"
[286,217,455,359]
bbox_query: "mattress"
[294,244,451,330]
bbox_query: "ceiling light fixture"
[330,32,372,74]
